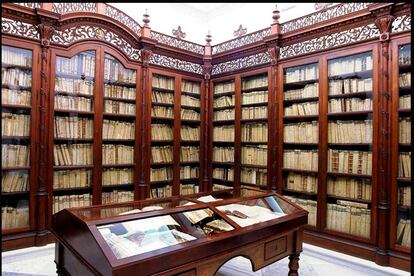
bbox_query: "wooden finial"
[205,30,212,44]
[143,9,150,27]
[272,5,280,23]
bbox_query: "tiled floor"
[1,243,410,276]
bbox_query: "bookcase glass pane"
[52,51,95,213]
[1,45,32,231]
[282,62,319,227]
[212,79,235,191]
[326,52,373,239]
[396,44,411,248]
[150,74,175,199]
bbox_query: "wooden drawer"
[264,236,287,260]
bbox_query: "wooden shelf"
[241,141,267,145]
[240,118,267,123]
[284,78,318,88]
[327,194,371,204]
[102,139,135,144]
[241,86,268,93]
[2,226,31,236]
[211,178,234,185]
[180,178,200,184]
[55,109,94,116]
[103,113,135,119]
[2,63,32,70]
[398,108,411,115]
[151,140,174,144]
[213,91,235,98]
[104,79,135,88]
[327,110,372,118]
[1,84,31,90]
[212,120,235,125]
[104,96,136,103]
[2,166,30,171]
[282,168,318,175]
[102,164,135,168]
[54,138,93,143]
[180,119,201,125]
[328,69,372,80]
[399,63,411,71]
[102,183,134,190]
[240,182,267,189]
[397,205,411,212]
[2,136,30,142]
[327,172,371,179]
[240,102,268,108]
[181,105,200,111]
[283,114,318,121]
[1,104,31,110]
[213,141,234,145]
[53,186,92,193]
[180,140,200,145]
[55,91,94,98]
[152,116,174,122]
[212,162,234,167]
[283,188,317,197]
[328,91,372,99]
[152,102,174,107]
[397,177,412,183]
[213,105,235,111]
[283,96,319,105]
[399,86,411,95]
[240,164,267,169]
[152,87,174,93]
[328,143,372,150]
[56,72,94,81]
[1,191,29,196]
[150,179,174,185]
[180,161,200,166]
[181,91,200,98]
[283,142,318,148]
[53,165,94,170]
[150,162,174,167]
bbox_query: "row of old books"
[328,98,372,113]
[284,196,317,226]
[56,54,95,77]
[213,126,234,141]
[151,146,173,163]
[102,190,134,204]
[2,171,29,192]
[55,95,92,112]
[2,201,29,230]
[104,84,135,100]
[328,120,372,144]
[103,120,135,139]
[398,186,411,207]
[102,145,134,164]
[326,200,371,238]
[181,95,200,107]
[151,124,173,140]
[398,152,411,178]
[283,150,318,171]
[53,169,91,189]
[2,47,31,67]
[284,83,319,100]
[2,89,31,106]
[152,91,174,104]
[1,68,32,87]
[180,146,199,162]
[104,100,135,115]
[399,118,411,144]
[152,75,174,90]
[241,146,267,165]
[213,109,234,121]
[181,109,200,120]
[182,81,200,94]
[241,106,267,119]
[54,117,92,139]
[103,168,134,186]
[285,65,318,83]
[327,177,371,201]
[150,185,173,199]
[151,167,173,182]
[328,54,373,76]
[214,95,235,108]
[399,72,411,87]
[284,101,318,116]
[284,122,318,144]
[241,168,267,186]
[242,77,268,89]
[214,82,235,94]
[152,106,173,118]
[399,47,411,65]
[213,167,234,181]
[242,91,268,105]
[329,78,373,95]
[241,123,267,142]
[181,166,199,179]
[55,78,94,94]
[104,58,135,83]
[399,95,411,109]
[328,149,372,175]
[181,126,200,141]
[285,172,318,193]
[53,194,92,214]
[180,184,199,195]
[2,145,30,167]
[2,112,30,136]
[54,144,92,166]
[213,147,234,162]
[396,219,411,247]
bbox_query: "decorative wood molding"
[374,15,395,41]
[391,14,411,33]
[105,5,141,36]
[150,31,204,55]
[211,51,271,75]
[52,3,96,13]
[149,53,203,75]
[13,3,40,9]
[172,26,186,39]
[233,24,247,37]
[1,17,40,40]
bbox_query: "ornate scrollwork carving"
[267,46,280,66]
[105,5,141,36]
[150,31,204,55]
[202,63,213,80]
[13,3,41,8]
[172,26,186,39]
[392,14,411,33]
[233,24,247,37]
[281,3,371,33]
[280,23,380,59]
[51,25,140,61]
[52,3,96,13]
[1,17,40,40]
[212,28,271,55]
[374,15,394,41]
[141,49,153,68]
[211,51,272,75]
[149,53,203,75]
[38,24,55,48]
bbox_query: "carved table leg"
[288,253,300,276]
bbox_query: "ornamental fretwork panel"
[212,28,271,55]
[52,3,96,13]
[280,23,380,59]
[281,3,371,34]
[51,25,140,61]
[105,6,141,36]
[392,14,411,33]
[150,31,204,55]
[149,53,203,75]
[211,51,271,75]
[1,17,40,40]
[13,3,41,8]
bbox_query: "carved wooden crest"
[234,24,247,37]
[172,26,186,39]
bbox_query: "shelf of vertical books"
[395,44,411,249]
[325,52,374,239]
[2,45,33,232]
[52,51,96,214]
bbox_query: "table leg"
[288,253,300,276]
